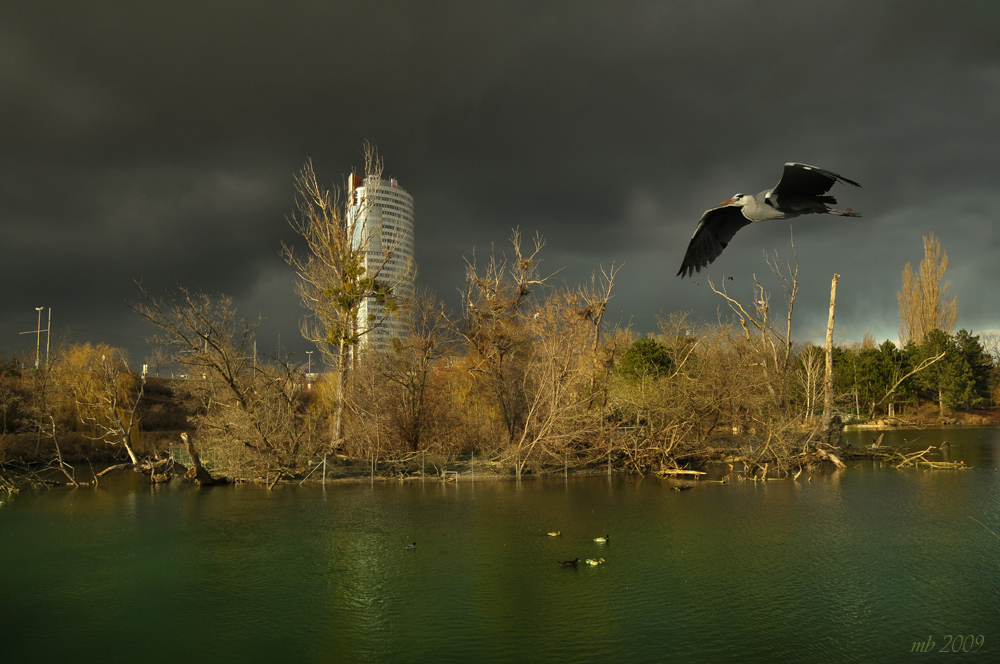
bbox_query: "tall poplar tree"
[897,233,958,346]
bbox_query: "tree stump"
[180,433,231,486]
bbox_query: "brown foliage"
[898,232,958,346]
[130,284,325,477]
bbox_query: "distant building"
[347,175,415,351]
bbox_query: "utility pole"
[35,307,43,369]
[44,307,51,369]
[306,351,314,391]
[20,307,47,369]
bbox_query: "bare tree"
[348,359,391,458]
[131,284,257,409]
[794,344,825,421]
[607,315,760,470]
[898,232,958,346]
[461,229,554,446]
[131,283,316,473]
[687,243,846,468]
[282,145,410,450]
[144,345,171,378]
[575,263,622,419]
[0,376,18,435]
[983,332,1000,363]
[509,289,609,478]
[708,243,799,406]
[983,333,1000,408]
[575,263,621,354]
[360,288,455,453]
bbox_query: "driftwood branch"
[655,468,707,477]
[893,445,969,470]
[867,351,946,420]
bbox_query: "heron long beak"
[721,198,737,205]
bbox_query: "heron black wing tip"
[678,263,703,278]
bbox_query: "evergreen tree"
[618,337,673,382]
[875,340,904,416]
[952,329,993,408]
[910,329,984,414]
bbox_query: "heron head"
[721,193,748,206]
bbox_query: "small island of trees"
[2,154,997,491]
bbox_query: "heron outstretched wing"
[773,162,861,198]
[677,205,751,278]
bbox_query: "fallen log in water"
[97,455,180,481]
[840,443,971,471]
[892,446,970,470]
[921,460,969,470]
[812,447,846,469]
[894,446,936,468]
[655,469,707,478]
[899,453,969,470]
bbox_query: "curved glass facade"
[348,177,415,350]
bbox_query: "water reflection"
[1,427,998,663]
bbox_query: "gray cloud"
[3,1,998,363]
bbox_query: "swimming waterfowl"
[557,558,580,567]
[584,558,605,566]
[593,535,609,543]
[406,542,417,550]
[547,531,561,537]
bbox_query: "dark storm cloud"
[2,1,998,363]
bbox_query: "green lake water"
[2,427,999,663]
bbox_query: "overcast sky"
[3,1,998,367]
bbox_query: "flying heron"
[677,162,861,278]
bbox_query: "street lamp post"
[306,351,313,374]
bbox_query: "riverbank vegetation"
[2,158,997,489]
[2,259,996,488]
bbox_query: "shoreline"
[5,418,997,491]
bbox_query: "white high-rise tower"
[347,175,415,350]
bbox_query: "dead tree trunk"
[181,432,230,486]
[822,274,840,441]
